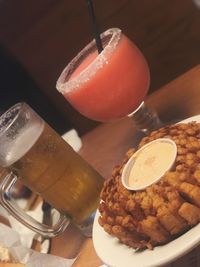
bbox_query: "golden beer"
[2,109,103,224]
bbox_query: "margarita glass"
[56,28,161,133]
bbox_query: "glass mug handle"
[0,172,69,237]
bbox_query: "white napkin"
[0,223,75,267]
[7,202,43,249]
[62,129,82,152]
[193,0,200,8]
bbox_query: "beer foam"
[3,122,44,167]
[0,104,20,136]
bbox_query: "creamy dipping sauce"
[122,138,177,191]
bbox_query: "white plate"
[93,115,200,267]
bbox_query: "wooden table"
[50,65,200,267]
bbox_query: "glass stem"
[128,101,163,134]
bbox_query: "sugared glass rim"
[56,28,122,94]
[0,102,25,137]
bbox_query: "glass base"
[76,210,96,237]
[128,101,163,134]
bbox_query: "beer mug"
[0,103,103,237]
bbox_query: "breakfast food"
[98,122,200,249]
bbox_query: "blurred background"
[0,0,200,135]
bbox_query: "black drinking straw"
[86,0,103,53]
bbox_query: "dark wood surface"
[50,65,200,266]
[1,0,200,134]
